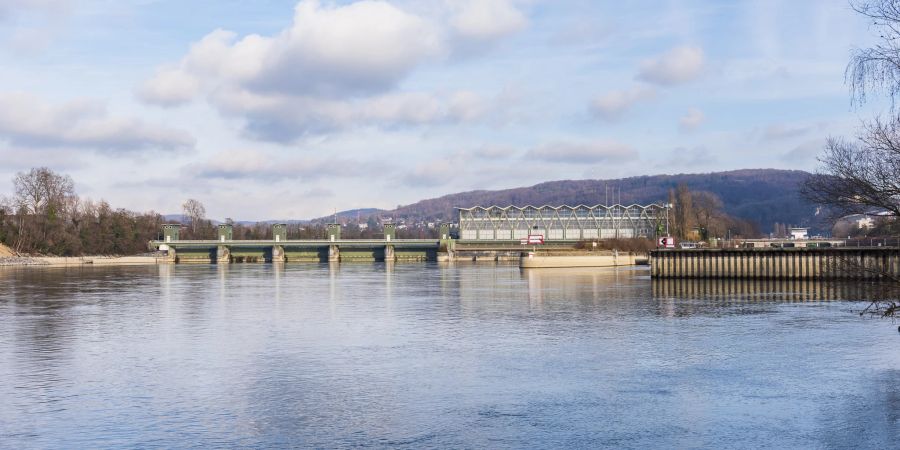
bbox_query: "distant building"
[358,223,368,230]
[857,216,874,230]
[789,228,808,240]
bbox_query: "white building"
[789,227,808,240]
[857,216,874,229]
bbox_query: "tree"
[10,167,76,253]
[182,199,206,234]
[846,1,900,107]
[13,167,75,216]
[669,184,693,239]
[802,122,900,222]
[692,191,723,240]
[0,168,165,256]
[802,0,900,316]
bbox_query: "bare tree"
[803,0,900,317]
[802,119,900,221]
[13,167,75,216]
[182,199,206,234]
[10,168,76,252]
[692,191,723,239]
[846,1,900,107]
[668,184,693,239]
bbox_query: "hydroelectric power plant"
[456,203,667,241]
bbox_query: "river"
[1,263,898,448]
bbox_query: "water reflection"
[0,264,898,447]
[652,277,897,302]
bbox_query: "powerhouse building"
[456,204,666,241]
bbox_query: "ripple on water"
[0,264,898,448]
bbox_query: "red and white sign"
[527,234,544,245]
[658,237,676,248]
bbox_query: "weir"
[151,223,453,263]
[650,248,900,280]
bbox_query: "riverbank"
[0,255,162,267]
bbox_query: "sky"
[0,0,885,220]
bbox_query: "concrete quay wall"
[650,248,900,280]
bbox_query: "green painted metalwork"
[273,223,287,242]
[217,224,233,241]
[326,224,341,241]
[152,225,448,263]
[163,224,181,242]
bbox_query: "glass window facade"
[457,204,666,241]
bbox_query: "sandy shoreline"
[0,255,162,267]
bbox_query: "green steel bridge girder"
[151,239,447,263]
[151,239,443,249]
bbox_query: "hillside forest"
[0,167,820,256]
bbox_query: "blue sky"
[0,0,883,219]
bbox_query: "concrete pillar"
[272,245,285,263]
[384,223,396,241]
[385,244,395,262]
[328,244,340,262]
[700,251,706,278]
[273,223,287,243]
[812,251,820,280]
[217,245,231,264]
[163,246,177,264]
[217,224,233,242]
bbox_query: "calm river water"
[1,263,899,448]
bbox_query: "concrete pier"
[328,245,340,262]
[650,248,900,280]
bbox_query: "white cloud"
[449,0,527,41]
[526,140,637,164]
[657,145,716,169]
[637,45,705,86]
[679,107,704,130]
[0,0,72,52]
[137,67,201,107]
[0,0,69,19]
[402,159,455,187]
[188,149,379,181]
[452,144,517,160]
[137,0,526,140]
[210,89,490,141]
[590,85,656,121]
[762,123,817,141]
[139,0,442,106]
[781,138,825,163]
[0,92,194,152]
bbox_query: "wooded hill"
[386,169,817,233]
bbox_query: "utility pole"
[665,203,671,237]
